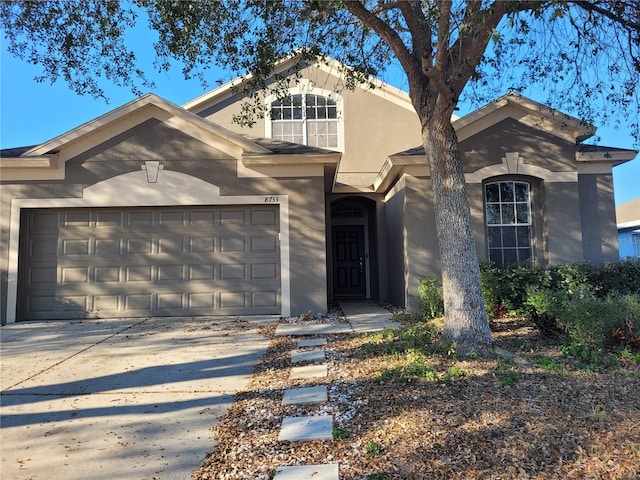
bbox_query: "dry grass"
[194,315,640,480]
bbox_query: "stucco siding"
[545,182,584,264]
[198,65,422,176]
[384,176,407,307]
[403,175,440,311]
[466,182,487,261]
[1,122,329,323]
[460,118,577,173]
[578,173,619,263]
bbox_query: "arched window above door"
[331,202,366,219]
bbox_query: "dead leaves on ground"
[194,318,640,480]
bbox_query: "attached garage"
[2,94,339,324]
[19,205,281,320]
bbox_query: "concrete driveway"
[0,316,275,480]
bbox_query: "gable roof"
[454,93,596,143]
[21,93,272,158]
[1,93,340,181]
[182,54,420,116]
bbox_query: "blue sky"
[1,37,638,205]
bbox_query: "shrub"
[480,262,551,317]
[557,294,640,363]
[551,261,599,297]
[597,259,640,296]
[417,277,445,319]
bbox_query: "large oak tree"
[2,0,638,356]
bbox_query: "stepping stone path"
[273,336,339,480]
[271,303,400,479]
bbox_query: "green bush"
[551,261,599,297]
[525,287,568,318]
[417,277,445,319]
[556,294,640,363]
[597,259,640,296]
[480,262,551,317]
[481,260,640,319]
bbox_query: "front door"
[332,225,366,296]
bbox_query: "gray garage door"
[20,206,281,320]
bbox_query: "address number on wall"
[264,196,279,203]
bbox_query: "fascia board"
[23,93,272,161]
[374,154,429,192]
[0,154,63,181]
[576,149,638,165]
[183,55,303,113]
[617,220,640,229]
[242,152,341,166]
[24,94,164,156]
[0,155,56,168]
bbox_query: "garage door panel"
[252,263,278,279]
[95,238,122,254]
[251,209,278,225]
[21,205,280,320]
[60,267,89,284]
[219,264,246,280]
[125,238,154,254]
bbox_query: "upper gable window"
[270,94,339,149]
[485,180,533,265]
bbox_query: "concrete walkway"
[275,301,400,336]
[0,317,275,480]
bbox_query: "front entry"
[332,225,366,296]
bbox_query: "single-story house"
[616,198,640,259]
[1,58,637,323]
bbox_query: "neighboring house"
[616,198,640,259]
[1,58,637,324]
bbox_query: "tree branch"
[397,0,432,65]
[447,0,546,97]
[342,0,419,77]
[569,0,640,31]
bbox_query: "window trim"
[484,179,534,265]
[264,81,344,152]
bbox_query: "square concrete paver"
[278,415,334,441]
[291,349,325,364]
[282,385,328,405]
[290,364,328,380]
[273,464,339,480]
[297,338,327,348]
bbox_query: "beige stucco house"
[1,58,637,323]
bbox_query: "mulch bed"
[193,314,640,480]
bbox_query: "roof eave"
[576,149,638,166]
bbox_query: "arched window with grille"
[270,94,339,149]
[485,180,533,265]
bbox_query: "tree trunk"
[421,106,495,357]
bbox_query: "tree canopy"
[2,0,638,356]
[2,1,637,138]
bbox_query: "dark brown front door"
[332,225,366,296]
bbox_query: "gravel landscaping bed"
[193,313,640,480]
